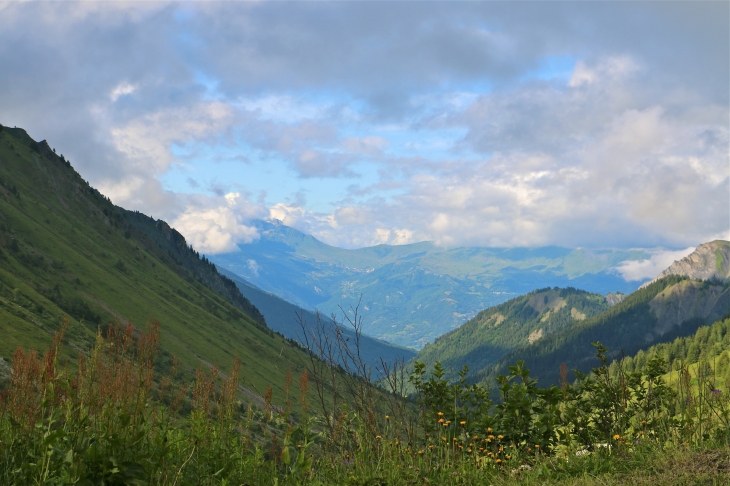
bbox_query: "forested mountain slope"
[414,287,610,380]
[478,275,730,387]
[0,125,310,404]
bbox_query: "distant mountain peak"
[640,240,730,288]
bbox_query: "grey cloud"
[0,1,726,250]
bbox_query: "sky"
[0,1,728,269]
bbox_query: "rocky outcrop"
[641,240,730,288]
[605,292,626,306]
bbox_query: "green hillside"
[478,275,730,387]
[0,125,311,404]
[415,287,610,380]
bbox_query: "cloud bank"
[0,1,726,257]
[613,247,697,281]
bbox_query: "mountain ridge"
[211,219,653,348]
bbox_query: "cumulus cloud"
[613,247,696,281]
[172,192,265,254]
[269,203,311,229]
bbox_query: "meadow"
[2,318,730,485]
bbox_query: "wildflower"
[376,435,382,440]
[712,389,722,394]
[495,459,502,464]
[445,420,451,425]
[534,444,539,449]
[563,450,568,455]
[613,434,621,440]
[473,435,479,440]
[438,418,445,423]
[460,421,467,426]
[487,427,493,433]
[419,450,424,455]
[437,411,444,417]
[453,438,458,442]
[641,420,646,425]
[443,422,448,427]
[497,435,504,440]
[467,449,472,453]
[506,455,511,460]
[442,437,447,442]
[386,415,390,420]
[429,445,434,449]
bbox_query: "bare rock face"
[605,292,626,306]
[640,240,730,288]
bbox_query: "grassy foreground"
[2,322,730,485]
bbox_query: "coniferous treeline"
[615,316,730,385]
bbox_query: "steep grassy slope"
[0,126,310,404]
[210,219,650,348]
[219,268,416,369]
[478,275,730,387]
[415,287,610,380]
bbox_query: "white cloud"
[246,259,259,276]
[612,247,696,281]
[110,82,138,102]
[172,192,265,254]
[269,203,301,226]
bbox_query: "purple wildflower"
[712,389,722,394]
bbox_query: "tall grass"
[2,321,730,485]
